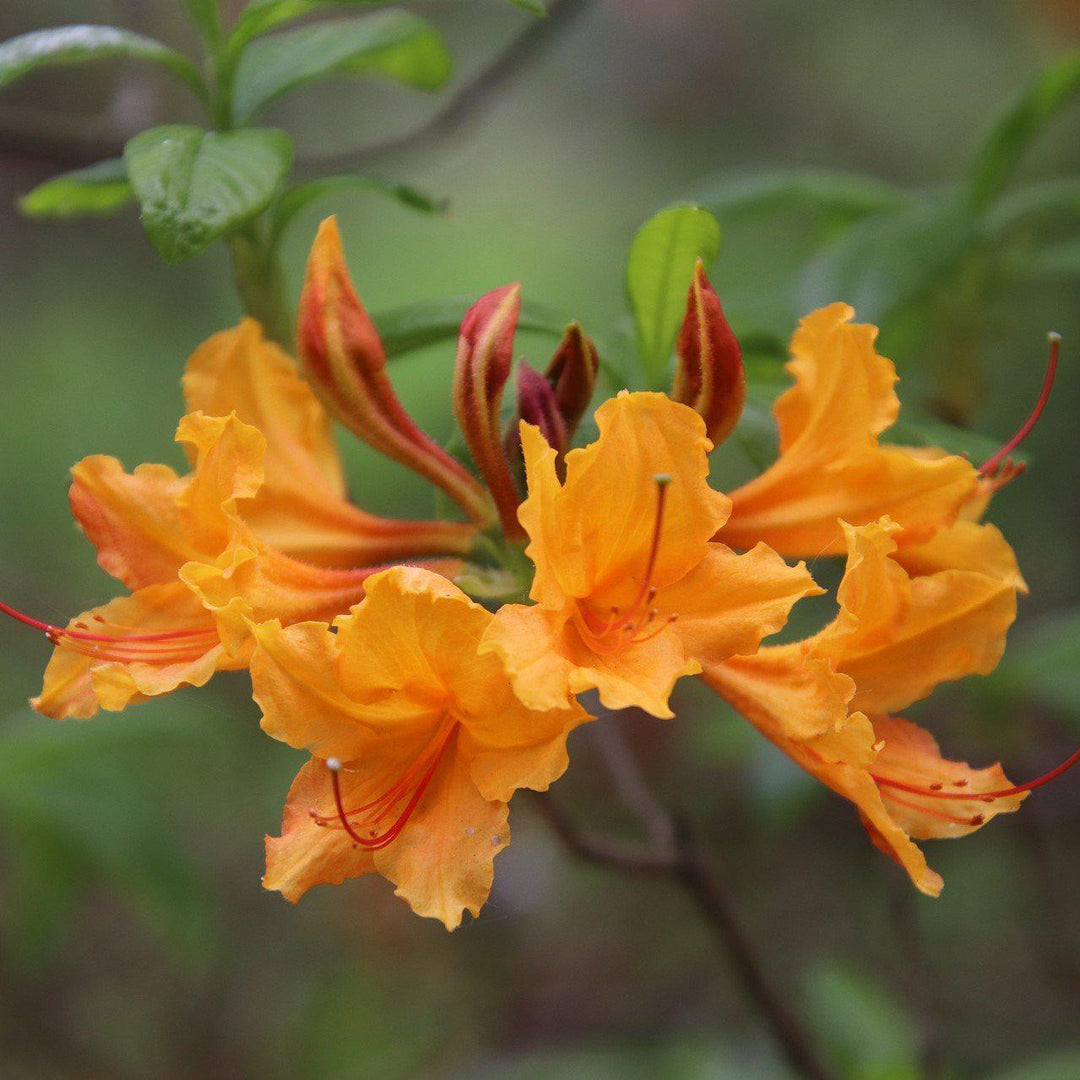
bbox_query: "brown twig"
[533,787,837,1080]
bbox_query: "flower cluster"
[3,217,1069,928]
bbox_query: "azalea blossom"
[482,391,822,718]
[253,566,590,929]
[704,517,1033,894]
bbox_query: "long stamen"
[0,597,218,665]
[871,746,1080,803]
[979,332,1060,477]
[319,723,456,849]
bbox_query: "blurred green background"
[0,1,1078,1077]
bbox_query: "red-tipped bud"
[672,260,746,448]
[545,322,598,443]
[516,361,568,456]
[452,284,525,539]
[298,217,494,526]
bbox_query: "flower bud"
[299,217,494,526]
[673,260,745,447]
[452,285,525,539]
[545,322,598,444]
[515,361,568,457]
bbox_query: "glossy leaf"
[18,158,131,219]
[627,203,722,382]
[983,177,1080,239]
[797,190,977,322]
[968,51,1080,211]
[232,11,451,123]
[228,0,382,53]
[270,173,447,238]
[124,125,293,263]
[886,406,1005,463]
[0,25,205,98]
[699,167,907,223]
[374,296,566,359]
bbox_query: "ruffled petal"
[33,583,231,720]
[660,542,822,668]
[183,320,475,567]
[519,392,731,605]
[716,304,977,557]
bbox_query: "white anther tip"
[652,473,672,487]
[325,757,342,772]
[1048,331,1062,344]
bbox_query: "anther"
[325,757,342,772]
[653,473,673,487]
[969,814,985,827]
[871,739,886,753]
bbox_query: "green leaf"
[373,297,566,359]
[124,125,293,263]
[886,406,1005,463]
[0,25,205,99]
[968,51,1080,211]
[509,0,547,13]
[626,203,722,383]
[1019,238,1080,279]
[18,157,131,219]
[232,11,452,123]
[698,167,908,223]
[804,961,920,1080]
[994,609,1080,726]
[182,0,224,49]
[982,177,1080,240]
[270,173,447,239]
[797,190,977,322]
[229,0,382,53]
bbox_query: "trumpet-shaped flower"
[253,566,590,929]
[704,517,1034,894]
[7,320,470,719]
[482,392,822,718]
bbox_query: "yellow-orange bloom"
[254,566,590,929]
[26,321,470,719]
[715,304,1019,577]
[706,517,1024,895]
[482,392,821,718]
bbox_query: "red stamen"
[978,332,1060,478]
[871,746,1080,803]
[880,790,981,826]
[321,723,457,849]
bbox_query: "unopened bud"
[672,260,746,448]
[544,322,598,443]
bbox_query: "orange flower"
[482,392,822,718]
[705,517,1033,894]
[10,320,471,719]
[714,305,1052,583]
[253,566,590,929]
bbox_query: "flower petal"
[716,304,977,557]
[520,392,731,606]
[892,520,1026,593]
[373,739,509,931]
[33,582,231,720]
[184,320,475,566]
[661,542,822,668]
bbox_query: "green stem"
[229,226,294,348]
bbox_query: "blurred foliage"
[0,1,1078,1078]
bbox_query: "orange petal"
[892,519,1027,593]
[372,738,509,930]
[660,542,822,668]
[483,601,698,719]
[816,520,1017,715]
[264,757,377,902]
[869,714,1026,840]
[183,319,475,566]
[32,583,232,720]
[716,304,977,557]
[519,392,731,606]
